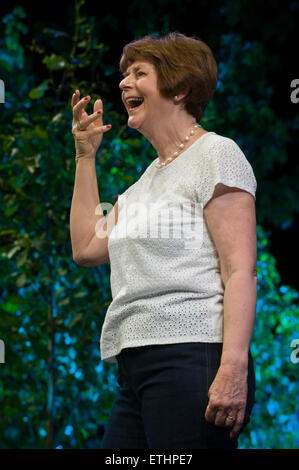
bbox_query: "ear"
[174,88,190,103]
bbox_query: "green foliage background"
[0,1,298,449]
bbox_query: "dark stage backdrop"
[0,0,298,450]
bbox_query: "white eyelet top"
[100,132,257,363]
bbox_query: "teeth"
[127,97,143,102]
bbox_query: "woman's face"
[119,60,171,132]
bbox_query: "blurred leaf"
[28,81,50,99]
[69,313,84,329]
[42,54,67,70]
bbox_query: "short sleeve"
[196,137,257,208]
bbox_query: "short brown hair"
[119,32,218,121]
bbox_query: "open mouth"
[126,97,144,111]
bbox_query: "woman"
[70,32,257,449]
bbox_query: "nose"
[119,75,132,91]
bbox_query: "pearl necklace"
[155,123,202,168]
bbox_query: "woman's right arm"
[69,90,114,265]
[70,156,119,265]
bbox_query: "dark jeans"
[100,342,255,449]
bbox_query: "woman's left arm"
[202,183,258,439]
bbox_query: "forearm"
[220,270,257,368]
[70,157,104,260]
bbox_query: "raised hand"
[71,89,112,161]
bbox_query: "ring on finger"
[225,415,235,423]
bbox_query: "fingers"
[88,123,112,137]
[215,409,234,428]
[230,409,245,439]
[71,91,107,129]
[205,399,244,439]
[204,401,216,424]
[205,402,230,427]
[71,89,80,107]
[94,98,103,127]
[78,109,103,130]
[72,93,90,121]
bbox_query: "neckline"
[152,131,216,170]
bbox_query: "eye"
[136,71,145,77]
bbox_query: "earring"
[174,95,178,101]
